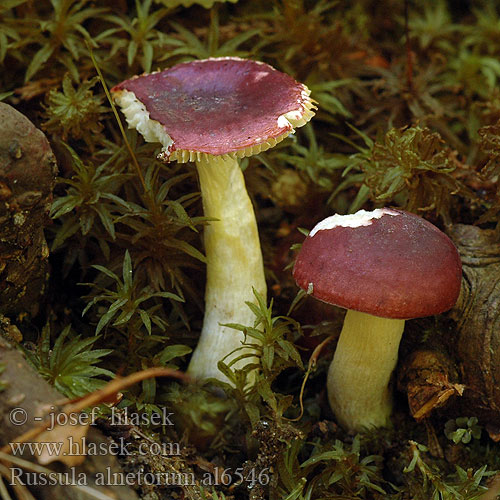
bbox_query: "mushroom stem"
[327,310,405,431]
[187,155,266,382]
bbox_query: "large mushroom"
[293,208,462,431]
[111,57,316,382]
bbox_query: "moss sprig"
[334,125,473,222]
[42,73,107,143]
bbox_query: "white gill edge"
[112,89,174,152]
[277,87,314,130]
[309,208,400,237]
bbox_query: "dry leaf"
[34,421,90,467]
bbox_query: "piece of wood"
[0,103,56,317]
[0,336,138,500]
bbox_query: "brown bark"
[447,224,500,434]
[398,224,500,436]
[0,336,138,499]
[0,103,56,317]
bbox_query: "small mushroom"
[111,57,316,382]
[293,208,462,431]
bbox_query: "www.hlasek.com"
[9,436,181,458]
[10,467,271,487]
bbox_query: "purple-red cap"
[293,208,462,319]
[111,57,316,162]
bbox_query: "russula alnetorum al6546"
[111,57,316,382]
[293,208,462,431]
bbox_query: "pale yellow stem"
[187,155,266,382]
[327,310,405,431]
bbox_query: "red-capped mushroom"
[293,208,462,431]
[111,57,316,382]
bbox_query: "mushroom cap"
[293,208,462,319]
[111,57,316,163]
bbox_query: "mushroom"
[292,208,462,431]
[111,57,316,382]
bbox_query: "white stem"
[187,155,266,382]
[327,310,405,431]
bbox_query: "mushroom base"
[187,155,266,382]
[327,310,405,431]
